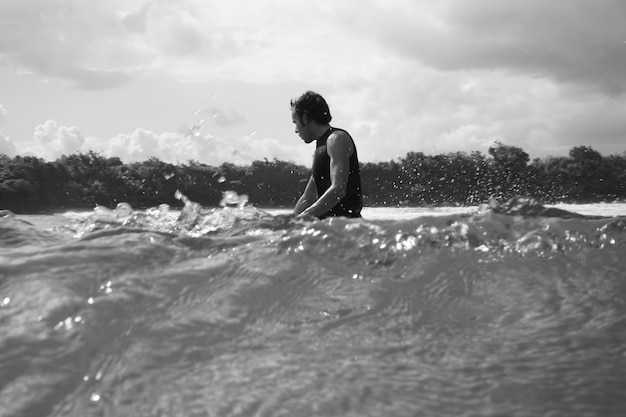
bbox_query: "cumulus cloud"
[0,105,15,156]
[32,119,85,159]
[0,134,17,156]
[102,127,309,166]
[192,107,249,128]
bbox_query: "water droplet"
[114,202,133,217]
[101,281,113,295]
[189,125,201,137]
[90,393,101,402]
[1,297,9,306]
[220,190,248,208]
[87,297,94,305]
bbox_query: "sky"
[1,0,625,167]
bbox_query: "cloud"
[2,0,625,92]
[0,105,14,155]
[0,134,17,156]
[192,107,249,128]
[143,2,210,57]
[0,0,148,88]
[340,0,626,94]
[100,127,309,166]
[32,119,85,159]
[1,0,624,164]
[0,0,385,85]
[329,59,626,162]
[551,92,626,153]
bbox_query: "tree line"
[1,143,625,213]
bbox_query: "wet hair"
[290,91,332,124]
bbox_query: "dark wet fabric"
[312,127,362,219]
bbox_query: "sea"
[1,195,626,417]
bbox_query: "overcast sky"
[1,0,625,166]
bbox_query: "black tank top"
[312,127,363,219]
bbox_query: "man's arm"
[299,132,352,218]
[293,175,317,215]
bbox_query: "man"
[291,91,362,219]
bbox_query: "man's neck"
[310,123,331,141]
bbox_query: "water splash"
[13,195,626,255]
[220,190,248,208]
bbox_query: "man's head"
[291,91,332,143]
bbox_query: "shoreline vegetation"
[2,143,625,214]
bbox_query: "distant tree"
[361,159,405,206]
[487,142,531,199]
[0,179,37,211]
[123,158,181,207]
[445,151,492,205]
[0,155,64,211]
[528,156,569,202]
[603,154,626,199]
[55,151,128,208]
[241,158,308,207]
[488,141,530,171]
[565,145,617,201]
[177,160,223,206]
[569,146,603,166]
[2,143,626,213]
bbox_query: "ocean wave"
[1,196,626,416]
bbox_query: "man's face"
[292,110,314,143]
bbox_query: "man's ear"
[302,113,309,125]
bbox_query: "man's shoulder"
[327,128,355,157]
[328,128,353,144]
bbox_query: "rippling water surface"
[2,198,626,417]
